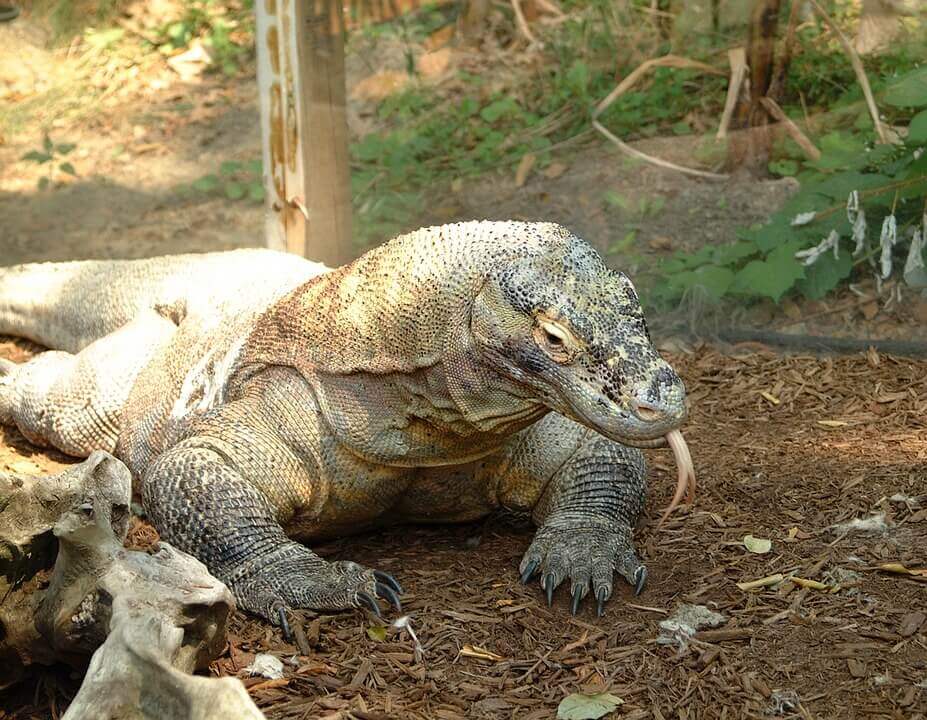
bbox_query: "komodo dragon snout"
[470,243,695,526]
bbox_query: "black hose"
[715,327,927,358]
[0,4,19,22]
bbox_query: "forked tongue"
[657,429,696,528]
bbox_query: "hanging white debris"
[880,214,897,279]
[795,230,840,266]
[852,209,868,257]
[904,228,927,289]
[791,211,816,227]
[846,190,860,224]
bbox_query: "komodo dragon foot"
[518,525,645,617]
[225,541,403,633]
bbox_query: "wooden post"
[255,0,354,265]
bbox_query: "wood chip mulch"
[2,342,926,720]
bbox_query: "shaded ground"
[2,337,926,719]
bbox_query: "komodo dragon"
[0,221,695,626]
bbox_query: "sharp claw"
[375,582,402,612]
[520,559,539,584]
[596,587,608,618]
[356,591,382,618]
[276,605,293,640]
[634,566,648,596]
[374,570,403,595]
[544,573,555,607]
[570,584,583,616]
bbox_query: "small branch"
[510,0,537,44]
[717,47,748,141]
[592,55,729,181]
[807,0,887,144]
[533,0,564,17]
[759,96,821,160]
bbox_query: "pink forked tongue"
[657,429,696,528]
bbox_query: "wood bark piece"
[0,452,265,719]
[717,47,747,141]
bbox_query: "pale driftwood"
[0,452,264,720]
[716,47,747,141]
[592,55,729,181]
[759,96,822,160]
[807,0,888,144]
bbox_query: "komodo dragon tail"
[0,249,327,354]
[0,258,165,353]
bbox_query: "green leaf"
[43,135,54,153]
[731,241,806,301]
[711,241,758,266]
[38,176,50,190]
[22,150,52,164]
[191,174,219,192]
[769,159,798,177]
[56,143,76,155]
[59,162,76,176]
[366,626,387,642]
[480,98,519,123]
[557,692,624,720]
[248,182,266,203]
[246,159,263,175]
[907,110,927,144]
[796,251,854,300]
[669,265,735,302]
[883,67,927,108]
[224,181,246,200]
[220,160,242,176]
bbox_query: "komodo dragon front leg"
[140,367,403,626]
[488,412,647,616]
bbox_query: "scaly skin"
[0,222,688,622]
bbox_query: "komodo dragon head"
[467,222,695,521]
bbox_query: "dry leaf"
[860,301,879,320]
[878,562,927,578]
[515,153,536,187]
[743,535,772,554]
[417,48,453,79]
[460,644,505,662]
[351,71,408,101]
[556,692,624,720]
[366,626,387,642]
[544,162,568,179]
[817,420,849,427]
[760,391,780,406]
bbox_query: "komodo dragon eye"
[533,315,579,363]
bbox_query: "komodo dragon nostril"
[629,398,663,422]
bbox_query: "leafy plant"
[21,135,77,190]
[650,64,927,307]
[184,158,265,202]
[155,0,254,75]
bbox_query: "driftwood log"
[0,451,265,719]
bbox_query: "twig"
[759,96,821,160]
[510,0,537,44]
[806,0,887,144]
[533,0,564,18]
[592,55,729,181]
[717,47,747,141]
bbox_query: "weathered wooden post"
[255,0,353,265]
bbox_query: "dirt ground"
[2,336,926,720]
